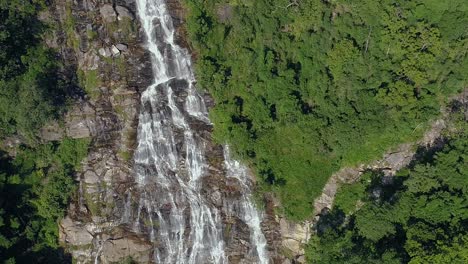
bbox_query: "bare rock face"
[100,4,117,23]
[115,5,135,21]
[45,0,295,263]
[98,229,152,263]
[42,0,152,263]
[60,217,94,246]
[279,218,311,259]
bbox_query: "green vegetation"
[0,1,90,263]
[64,3,79,50]
[0,139,90,263]
[0,0,76,142]
[77,69,102,100]
[307,114,467,263]
[184,0,467,219]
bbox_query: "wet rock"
[100,4,117,23]
[116,5,134,21]
[210,190,222,207]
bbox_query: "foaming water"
[125,0,269,263]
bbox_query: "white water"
[224,146,269,263]
[129,0,269,263]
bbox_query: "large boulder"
[99,234,152,263]
[59,217,93,246]
[100,4,117,23]
[115,5,134,21]
[279,218,311,263]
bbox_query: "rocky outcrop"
[40,0,347,263]
[38,0,154,263]
[313,90,467,222]
[264,92,467,263]
[313,115,450,219]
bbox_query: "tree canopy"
[0,1,89,263]
[307,114,467,263]
[184,0,467,219]
[0,0,72,141]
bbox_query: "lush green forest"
[0,0,74,141]
[184,0,467,219]
[0,1,88,263]
[0,139,89,263]
[307,111,467,263]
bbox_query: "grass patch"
[77,69,101,100]
[64,3,79,50]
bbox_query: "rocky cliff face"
[41,0,154,262]
[41,1,305,263]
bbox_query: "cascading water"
[223,146,269,263]
[125,0,269,263]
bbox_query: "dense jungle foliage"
[0,1,88,263]
[308,112,467,263]
[184,0,468,219]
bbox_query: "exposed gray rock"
[40,122,65,141]
[59,217,93,246]
[98,47,112,58]
[83,170,100,184]
[217,4,233,23]
[80,51,100,71]
[111,45,120,56]
[100,4,117,23]
[210,190,222,207]
[115,43,128,52]
[99,235,152,263]
[46,1,153,263]
[66,117,94,138]
[279,218,310,261]
[116,5,134,21]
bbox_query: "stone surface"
[115,43,128,51]
[44,0,315,263]
[99,233,152,263]
[83,170,100,184]
[40,122,64,141]
[115,5,134,21]
[111,45,120,56]
[217,4,233,23]
[278,218,310,259]
[100,4,117,23]
[47,1,153,263]
[59,217,93,246]
[98,47,112,58]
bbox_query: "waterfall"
[223,146,269,263]
[126,0,269,263]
